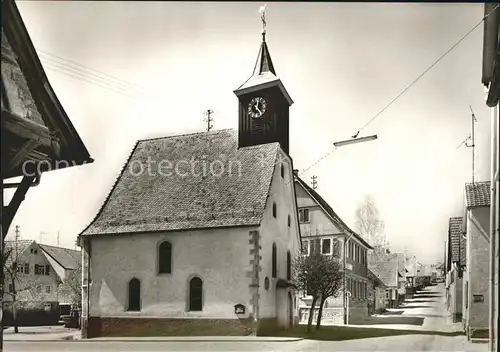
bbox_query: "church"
[78,25,302,337]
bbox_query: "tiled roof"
[368,253,399,287]
[294,176,372,249]
[396,253,405,277]
[4,240,34,267]
[367,268,387,288]
[460,233,467,267]
[448,217,462,263]
[465,181,491,208]
[39,244,80,270]
[80,129,280,236]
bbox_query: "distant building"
[79,30,301,338]
[462,181,491,340]
[368,252,400,309]
[445,217,466,323]
[294,174,373,325]
[3,240,80,304]
[395,253,406,305]
[367,268,387,314]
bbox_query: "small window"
[30,249,33,254]
[298,209,310,223]
[303,209,310,222]
[281,164,285,178]
[35,264,45,275]
[264,277,270,290]
[302,240,309,255]
[321,238,331,255]
[127,278,141,311]
[158,241,172,274]
[46,286,51,293]
[189,277,203,311]
[286,251,291,281]
[45,265,51,275]
[272,243,277,278]
[24,263,30,274]
[287,214,291,227]
[34,249,38,255]
[272,202,277,218]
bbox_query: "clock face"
[247,97,267,119]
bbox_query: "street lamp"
[333,134,378,148]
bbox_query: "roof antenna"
[465,105,477,183]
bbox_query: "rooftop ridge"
[138,128,236,143]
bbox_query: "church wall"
[88,226,255,321]
[258,151,300,329]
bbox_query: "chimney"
[293,169,299,176]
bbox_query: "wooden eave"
[1,0,93,179]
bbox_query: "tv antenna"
[465,105,477,183]
[203,109,214,132]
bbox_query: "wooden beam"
[7,139,41,173]
[1,108,52,148]
[2,175,36,239]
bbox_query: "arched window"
[286,250,291,281]
[272,243,277,278]
[189,277,203,311]
[272,202,277,218]
[280,164,285,178]
[287,214,291,227]
[158,241,172,274]
[127,278,141,311]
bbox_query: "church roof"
[80,129,281,236]
[464,181,491,208]
[234,36,293,106]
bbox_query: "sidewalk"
[3,326,302,342]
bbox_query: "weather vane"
[259,4,267,37]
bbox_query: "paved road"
[4,284,487,351]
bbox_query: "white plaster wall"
[258,152,301,326]
[89,227,255,319]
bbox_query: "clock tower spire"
[234,4,293,154]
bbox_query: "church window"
[272,202,277,218]
[286,250,291,280]
[127,278,141,311]
[189,276,203,311]
[287,215,291,227]
[158,241,172,274]
[272,243,277,278]
[280,164,285,178]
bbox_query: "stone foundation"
[85,317,255,338]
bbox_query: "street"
[4,284,487,352]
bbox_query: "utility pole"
[14,225,20,260]
[311,175,318,190]
[203,109,214,132]
[466,105,477,183]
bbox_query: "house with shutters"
[293,173,373,325]
[3,240,80,304]
[461,181,491,340]
[78,28,301,338]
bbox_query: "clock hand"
[256,106,262,115]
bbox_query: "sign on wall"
[234,304,245,315]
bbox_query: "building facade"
[294,175,372,325]
[462,182,491,340]
[79,30,302,338]
[367,268,387,314]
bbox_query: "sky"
[5,2,492,264]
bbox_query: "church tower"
[234,14,293,154]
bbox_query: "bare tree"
[355,195,386,250]
[292,250,344,332]
[2,248,45,333]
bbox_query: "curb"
[7,337,304,343]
